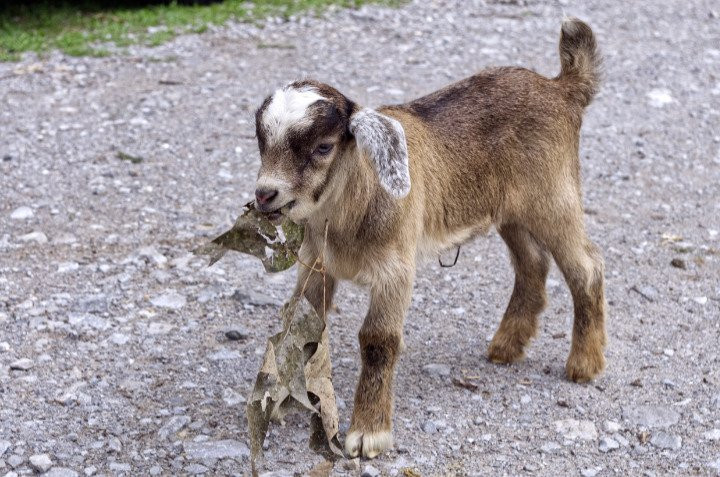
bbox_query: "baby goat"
[252,18,605,458]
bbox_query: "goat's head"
[253,80,410,222]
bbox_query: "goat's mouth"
[263,200,296,222]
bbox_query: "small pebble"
[421,420,437,434]
[670,258,686,269]
[225,330,247,341]
[422,363,450,377]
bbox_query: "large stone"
[19,231,48,244]
[29,454,53,473]
[222,387,246,406]
[9,358,34,371]
[623,405,680,428]
[10,206,34,220]
[554,419,598,441]
[598,436,619,453]
[650,432,682,450]
[183,440,249,461]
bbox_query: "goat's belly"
[417,220,492,263]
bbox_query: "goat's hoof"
[487,338,526,364]
[566,348,605,383]
[344,428,393,459]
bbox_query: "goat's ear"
[349,108,410,198]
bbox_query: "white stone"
[9,358,34,371]
[647,88,674,107]
[109,333,130,345]
[623,405,680,428]
[150,291,186,310]
[704,429,720,441]
[45,468,79,477]
[208,349,240,361]
[554,419,598,441]
[604,420,622,433]
[29,454,53,473]
[422,363,451,377]
[0,439,10,456]
[18,231,48,244]
[146,322,173,335]
[222,387,246,406]
[10,206,33,220]
[137,246,167,265]
[651,432,682,450]
[693,296,708,305]
[183,439,249,460]
[598,436,619,453]
[57,262,80,273]
[540,442,561,453]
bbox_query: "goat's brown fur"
[253,18,606,458]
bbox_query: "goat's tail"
[556,17,601,108]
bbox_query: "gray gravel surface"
[1,0,719,475]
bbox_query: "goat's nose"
[255,188,278,206]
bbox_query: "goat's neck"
[309,148,377,245]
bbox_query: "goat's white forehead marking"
[262,85,326,143]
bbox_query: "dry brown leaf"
[194,202,303,272]
[196,205,339,472]
[247,296,341,473]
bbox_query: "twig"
[297,220,330,323]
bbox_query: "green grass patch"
[0,0,399,62]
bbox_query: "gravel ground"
[1,0,719,475]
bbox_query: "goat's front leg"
[345,270,413,459]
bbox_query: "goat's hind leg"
[489,224,551,364]
[532,210,607,382]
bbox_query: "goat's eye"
[314,143,333,155]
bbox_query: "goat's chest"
[322,240,403,286]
